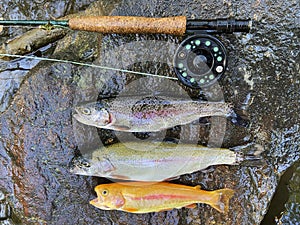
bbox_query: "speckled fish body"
[71,142,237,181]
[90,182,235,213]
[73,96,232,132]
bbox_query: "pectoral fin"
[123,207,139,213]
[101,157,116,174]
[110,125,131,131]
[111,174,131,180]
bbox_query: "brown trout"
[90,181,235,213]
[73,96,233,132]
[71,142,241,181]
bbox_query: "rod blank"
[0,20,68,27]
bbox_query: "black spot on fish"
[131,96,174,119]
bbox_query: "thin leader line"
[0,53,179,81]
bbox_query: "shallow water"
[0,0,299,224]
[261,160,300,224]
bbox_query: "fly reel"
[0,17,251,88]
[174,34,227,88]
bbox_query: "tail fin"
[209,188,235,213]
[229,108,250,127]
[231,143,266,167]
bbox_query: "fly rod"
[0,16,252,88]
[0,16,251,35]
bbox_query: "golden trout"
[90,182,235,213]
[73,96,233,132]
[71,142,242,181]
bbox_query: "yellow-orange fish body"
[90,182,234,214]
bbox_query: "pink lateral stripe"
[131,194,190,201]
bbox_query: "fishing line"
[0,17,252,87]
[0,53,179,81]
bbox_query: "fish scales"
[90,182,235,213]
[73,96,232,132]
[71,142,237,181]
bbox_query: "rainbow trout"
[71,142,244,181]
[73,96,233,132]
[90,182,235,213]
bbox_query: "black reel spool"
[174,34,227,89]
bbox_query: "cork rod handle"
[68,16,187,35]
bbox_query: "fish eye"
[82,108,91,115]
[102,189,109,196]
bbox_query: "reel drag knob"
[173,34,227,88]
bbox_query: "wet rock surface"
[0,0,299,224]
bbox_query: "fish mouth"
[73,107,82,120]
[90,198,99,205]
[73,112,79,119]
[74,106,82,115]
[90,198,111,210]
[73,106,114,127]
[73,113,84,124]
